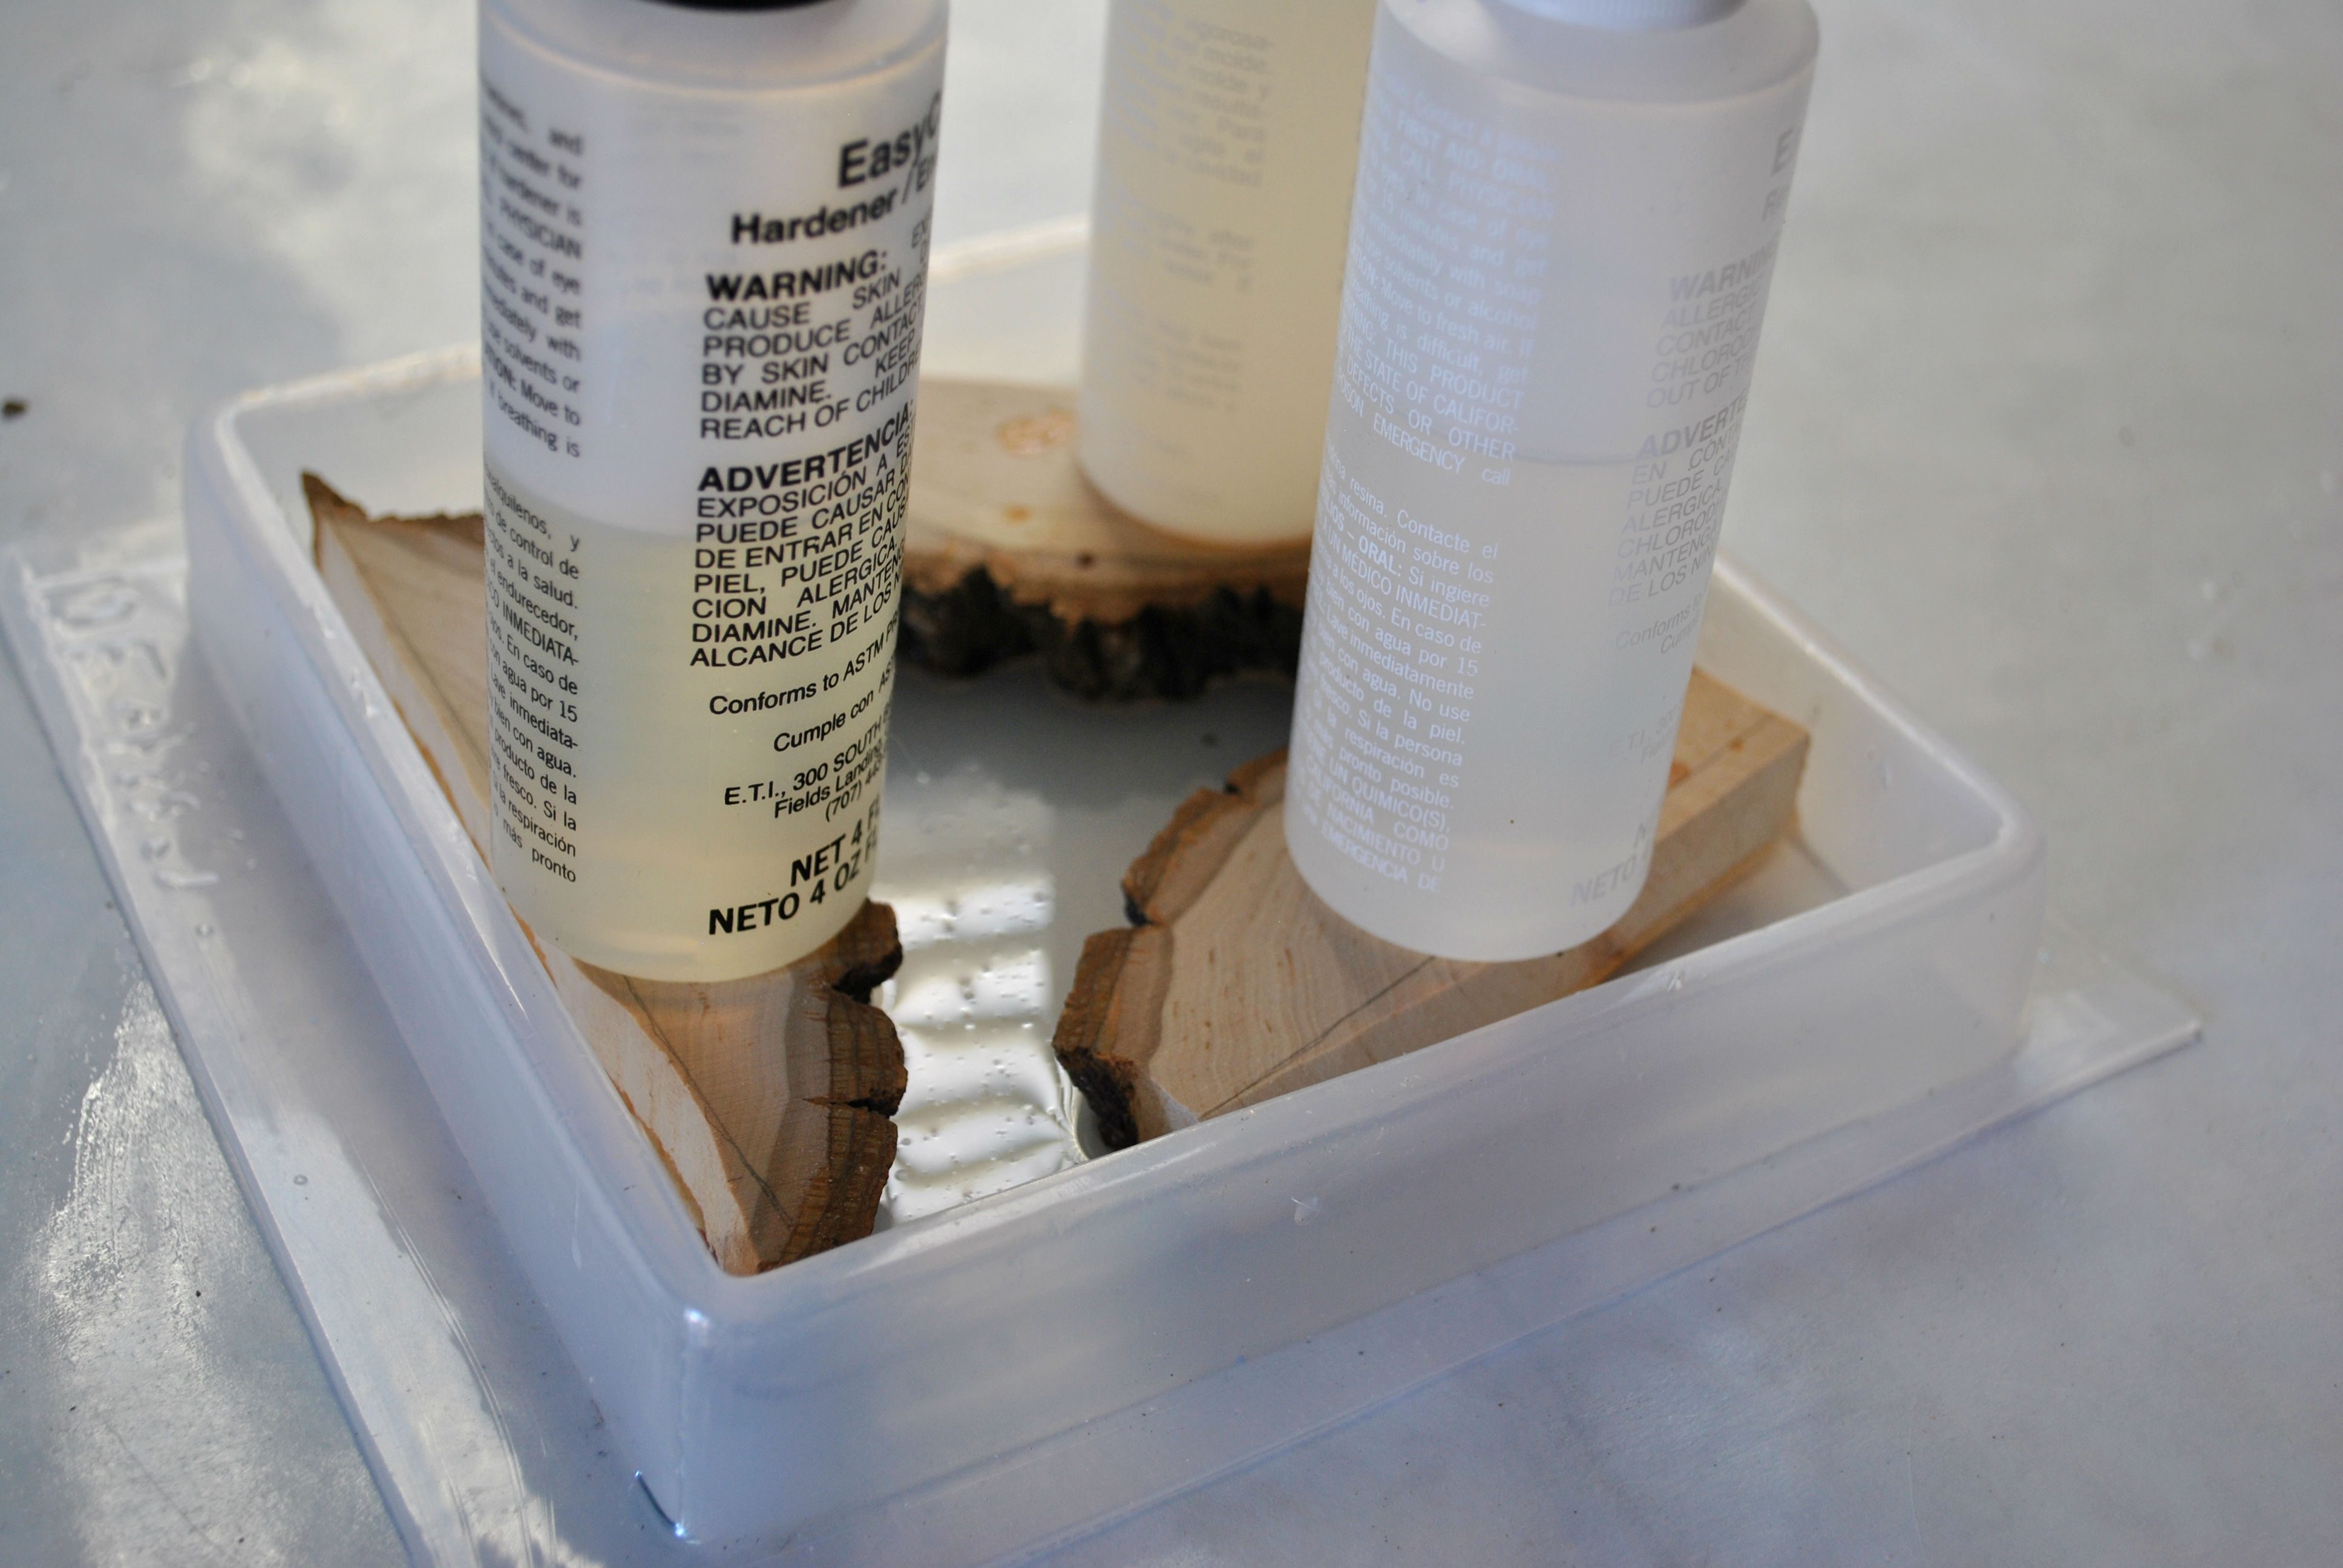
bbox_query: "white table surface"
[2,1,2337,1563]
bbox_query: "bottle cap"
[1494,0,1741,29]
[644,0,836,10]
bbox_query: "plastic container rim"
[192,339,2045,1325]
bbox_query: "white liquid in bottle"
[477,0,945,981]
[1287,0,1817,961]
[1076,0,1379,546]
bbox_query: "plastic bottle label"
[478,18,941,980]
[1076,0,1378,543]
[1288,13,1810,958]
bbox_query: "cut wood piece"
[1054,670,1809,1149]
[902,377,1310,699]
[305,474,906,1273]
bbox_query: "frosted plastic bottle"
[477,0,945,981]
[1076,0,1380,546]
[1286,0,1817,961]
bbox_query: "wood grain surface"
[1054,671,1809,1148]
[307,475,905,1274]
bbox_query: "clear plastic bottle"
[477,0,945,981]
[1075,0,1380,546]
[1286,0,1817,961]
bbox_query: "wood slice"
[304,474,906,1274]
[1054,671,1809,1149]
[902,377,1309,699]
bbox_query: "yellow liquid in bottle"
[1077,0,1379,546]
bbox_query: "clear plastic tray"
[2,228,2198,1563]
